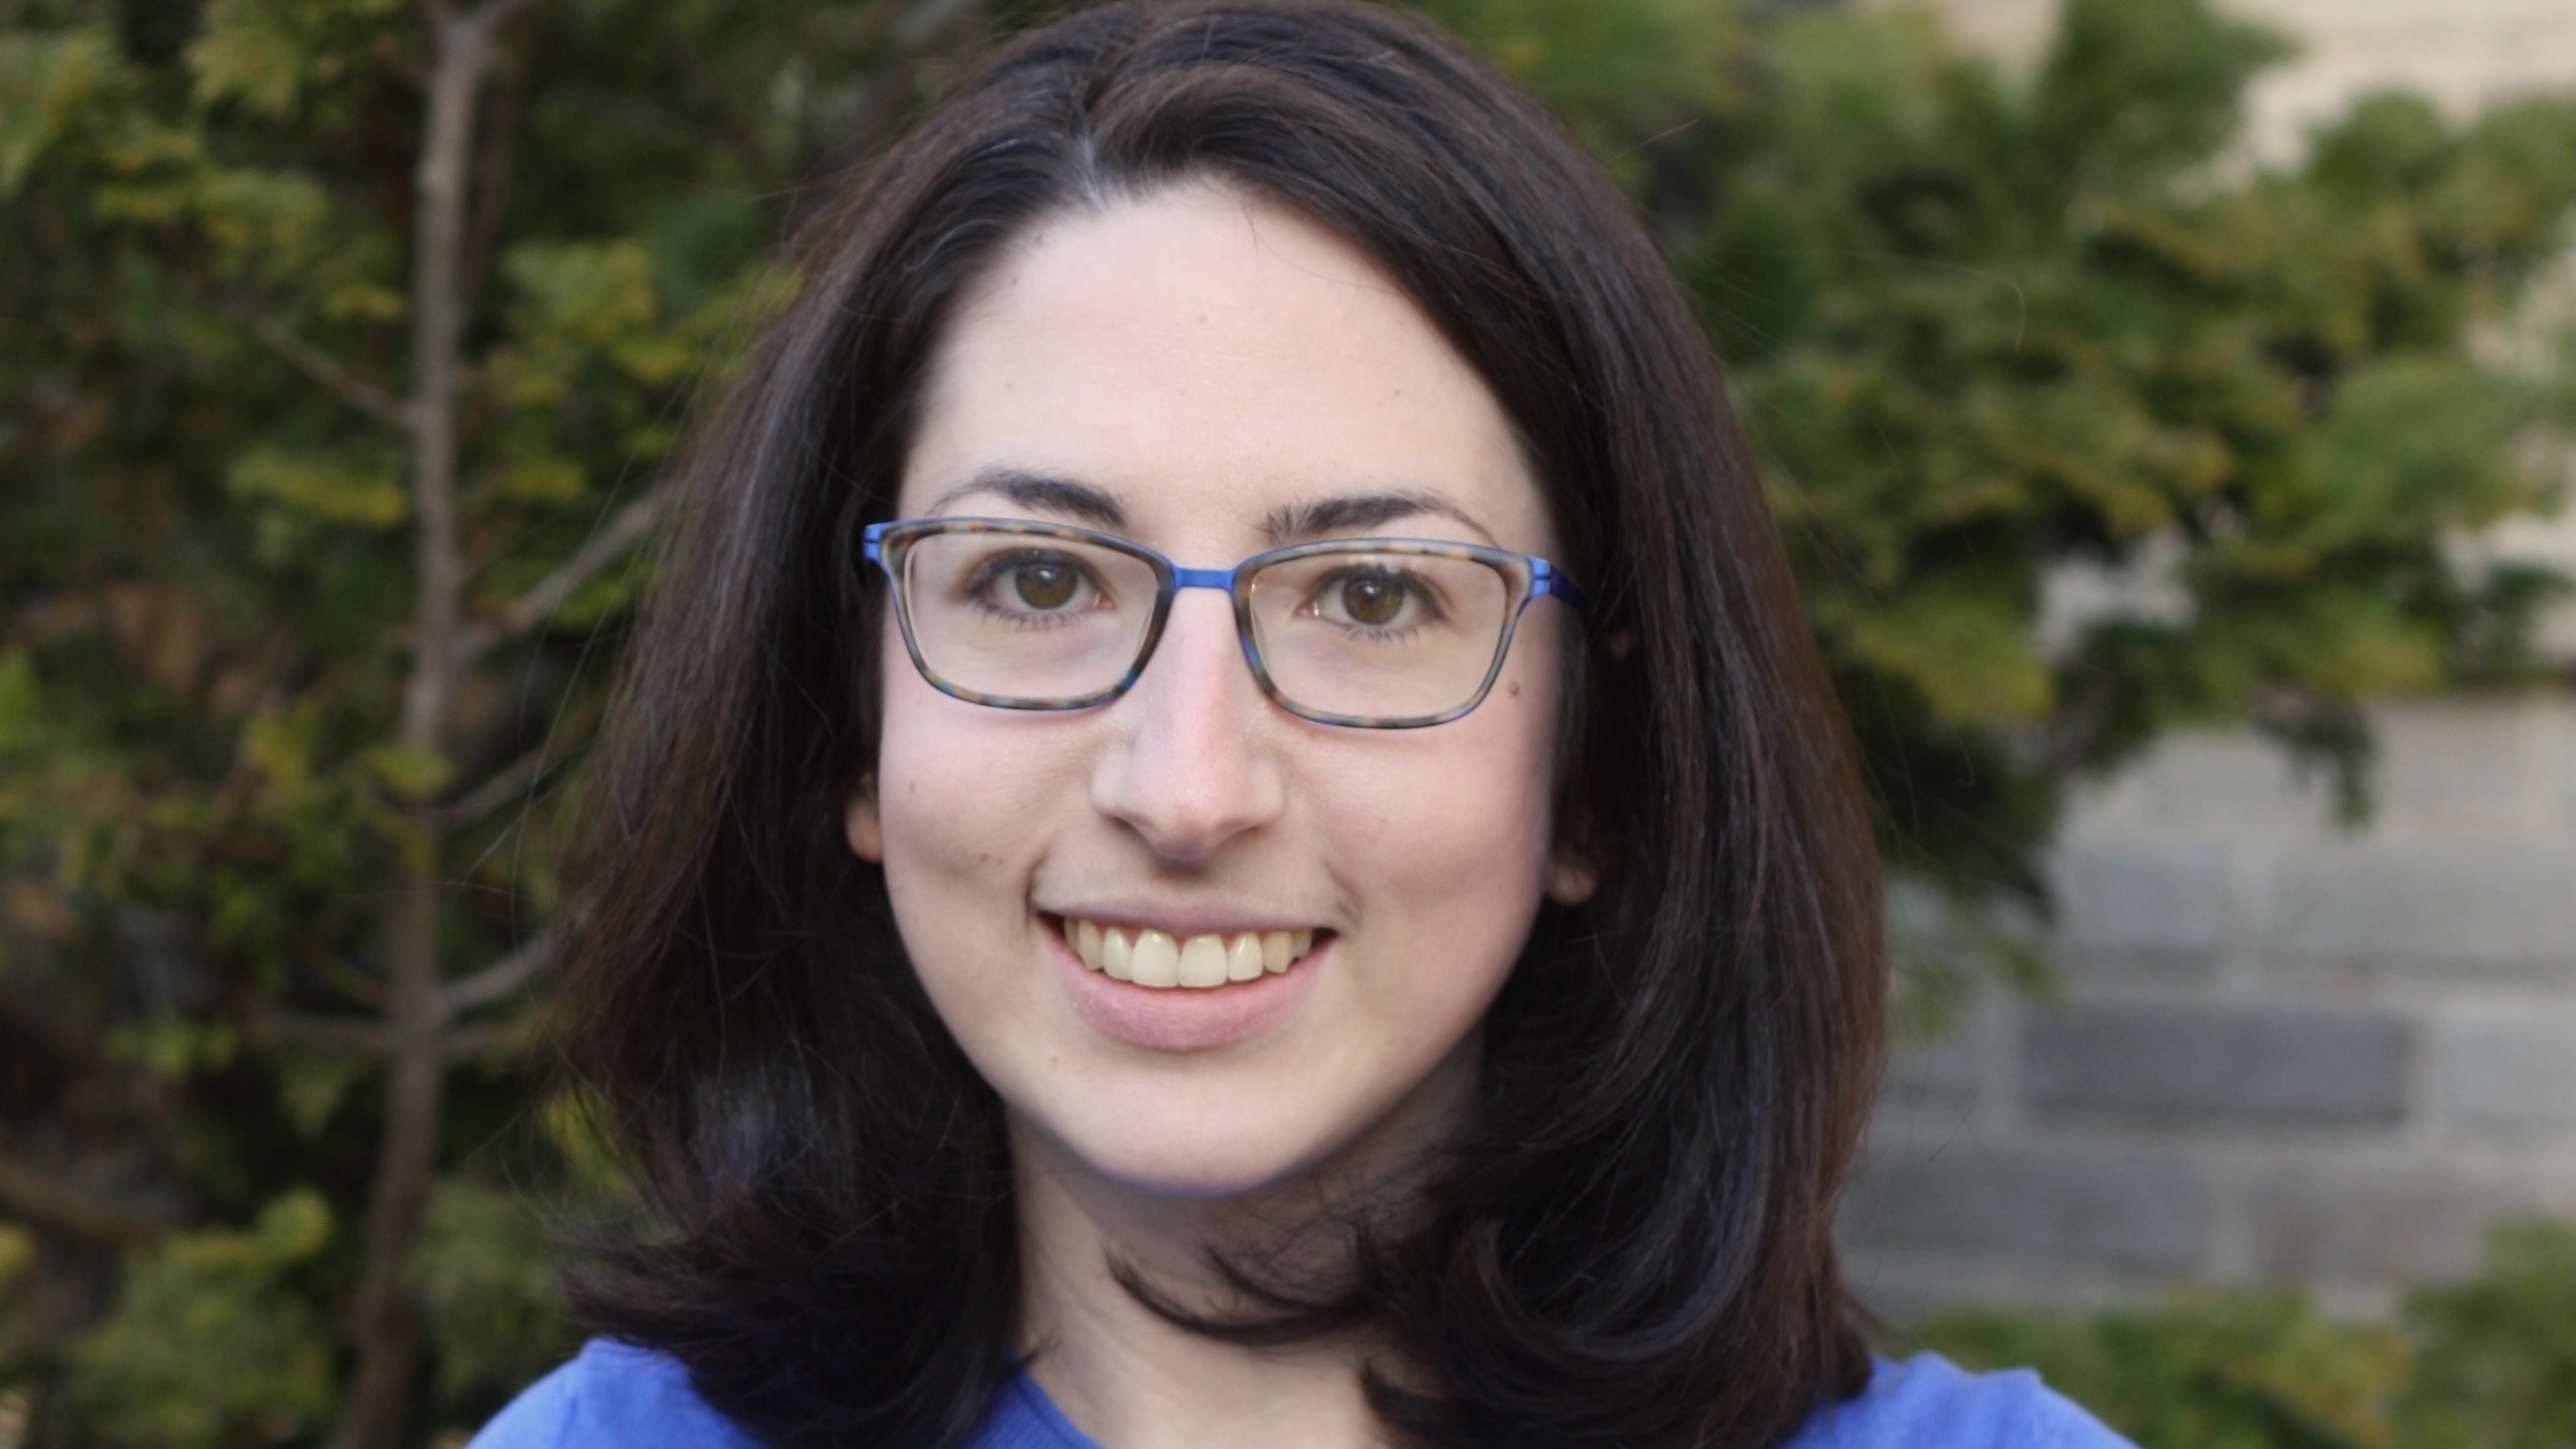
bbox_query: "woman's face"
[848,184,1590,1203]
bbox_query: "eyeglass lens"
[894,530,1516,720]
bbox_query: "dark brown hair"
[560,2,1886,1444]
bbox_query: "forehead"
[898,183,1553,558]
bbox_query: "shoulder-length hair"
[560,2,1886,1445]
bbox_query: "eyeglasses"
[862,517,1583,728]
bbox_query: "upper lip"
[1040,903,1331,937]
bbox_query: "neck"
[1009,1049,1474,1449]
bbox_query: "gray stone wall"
[1845,696,2576,1317]
[1832,0,2576,1320]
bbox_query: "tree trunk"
[325,4,531,1444]
[329,880,449,1449]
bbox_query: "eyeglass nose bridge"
[1123,562,1269,706]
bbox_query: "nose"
[1088,586,1285,863]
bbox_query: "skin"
[846,182,1592,1449]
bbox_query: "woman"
[475,2,2133,1445]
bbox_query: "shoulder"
[1784,1352,2136,1449]
[466,1339,763,1449]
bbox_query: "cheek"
[868,636,1082,968]
[1327,647,1564,962]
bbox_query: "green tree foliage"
[2394,1221,2576,1449]
[1917,1220,2576,1449]
[63,1191,337,1449]
[1682,0,2576,900]
[0,0,2568,1441]
[2,0,924,1438]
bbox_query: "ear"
[845,774,884,863]
[1544,843,1596,907]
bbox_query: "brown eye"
[1012,561,1078,609]
[1338,573,1404,626]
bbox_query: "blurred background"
[1,0,2569,1444]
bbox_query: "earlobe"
[846,776,885,863]
[1544,847,1597,906]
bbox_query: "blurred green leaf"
[412,1179,576,1402]
[1917,1221,2576,1449]
[187,0,404,120]
[0,27,127,193]
[65,1192,338,1449]
[2397,1221,2576,1449]
[229,444,409,530]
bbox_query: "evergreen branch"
[239,306,417,432]
[461,490,663,659]
[462,0,547,33]
[251,1005,396,1055]
[892,0,979,48]
[312,956,392,1011]
[371,32,429,88]
[432,741,560,828]
[443,1017,538,1062]
[0,1149,179,1244]
[440,932,558,1017]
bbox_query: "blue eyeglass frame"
[861,516,1585,729]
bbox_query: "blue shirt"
[470,1338,2137,1448]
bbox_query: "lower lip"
[1049,920,1326,1053]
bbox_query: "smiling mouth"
[1054,915,1322,990]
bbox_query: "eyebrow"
[922,468,1498,547]
[1259,489,1498,547]
[924,468,1128,531]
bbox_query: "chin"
[1024,1055,1469,1210]
[1063,1114,1343,1203]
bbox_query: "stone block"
[2247,1170,2576,1283]
[2023,1003,2411,1129]
[2045,844,2230,959]
[1843,1145,2209,1274]
[2564,703,2576,832]
[2059,731,2329,841]
[2265,844,2576,974]
[2369,696,2573,838]
[2433,1010,2576,1136]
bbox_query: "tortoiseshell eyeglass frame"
[860,516,1585,729]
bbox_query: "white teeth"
[1063,918,1322,990]
[1177,933,1229,987]
[1226,933,1266,982]
[1129,929,1180,987]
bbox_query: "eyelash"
[1299,565,1449,637]
[961,551,1105,626]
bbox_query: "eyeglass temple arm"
[1531,559,1584,611]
